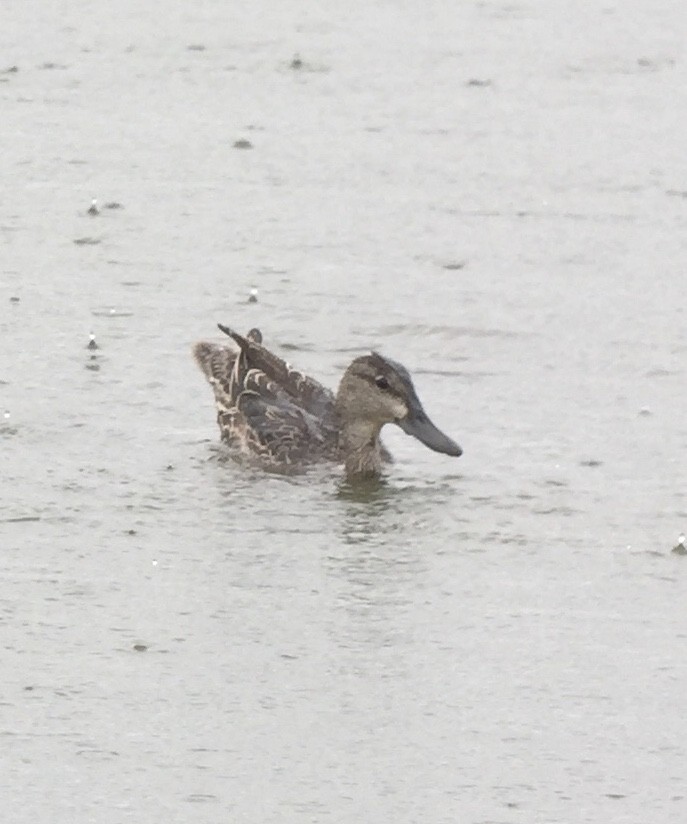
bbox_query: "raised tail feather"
[192,328,264,406]
[216,323,335,418]
[193,341,235,387]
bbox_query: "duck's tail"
[192,341,237,405]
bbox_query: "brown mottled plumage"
[192,324,462,479]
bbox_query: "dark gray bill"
[397,400,462,457]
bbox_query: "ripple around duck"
[412,367,498,380]
[372,323,523,340]
[278,341,317,352]
[90,307,135,318]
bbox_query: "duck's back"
[193,328,340,469]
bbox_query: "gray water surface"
[2,1,686,822]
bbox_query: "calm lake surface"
[2,1,686,822]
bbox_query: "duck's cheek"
[389,399,409,420]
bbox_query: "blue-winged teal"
[193,324,462,479]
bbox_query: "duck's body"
[193,324,462,478]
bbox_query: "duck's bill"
[397,405,462,457]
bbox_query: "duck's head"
[336,353,462,457]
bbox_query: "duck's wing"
[235,391,333,466]
[194,328,340,466]
[218,324,335,419]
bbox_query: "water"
[2,1,686,822]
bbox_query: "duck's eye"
[375,375,390,390]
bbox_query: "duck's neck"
[340,419,384,479]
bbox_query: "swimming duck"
[192,324,462,479]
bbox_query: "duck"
[192,324,462,479]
